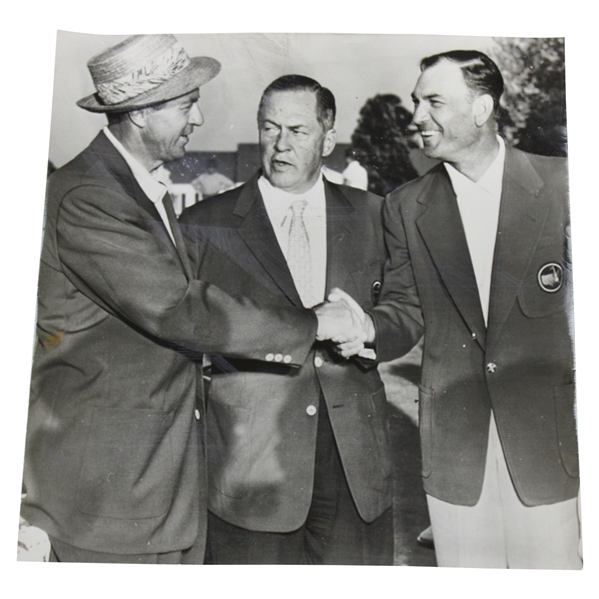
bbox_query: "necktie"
[162,192,193,279]
[287,198,315,307]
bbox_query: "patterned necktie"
[287,198,315,307]
[162,192,193,279]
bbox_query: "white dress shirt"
[444,137,506,325]
[258,175,327,307]
[103,127,176,245]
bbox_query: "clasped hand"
[314,288,375,358]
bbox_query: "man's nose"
[274,129,291,151]
[412,103,429,126]
[189,103,204,127]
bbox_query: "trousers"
[207,397,393,565]
[427,415,582,569]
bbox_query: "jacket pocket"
[76,407,175,519]
[554,383,580,478]
[418,385,434,478]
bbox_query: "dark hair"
[420,50,504,113]
[258,74,336,131]
[106,111,128,126]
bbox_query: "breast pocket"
[518,243,570,318]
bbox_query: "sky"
[1,1,598,598]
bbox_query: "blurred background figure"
[342,148,368,190]
[191,156,235,197]
[321,164,344,184]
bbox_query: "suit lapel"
[416,166,487,348]
[234,176,304,306]
[324,181,354,293]
[89,132,192,279]
[486,148,547,348]
[89,132,163,222]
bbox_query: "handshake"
[313,288,376,359]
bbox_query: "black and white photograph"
[1,1,597,598]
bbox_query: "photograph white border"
[1,1,596,598]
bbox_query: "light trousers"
[427,415,582,569]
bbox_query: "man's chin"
[267,173,297,190]
[422,146,440,160]
[168,148,187,161]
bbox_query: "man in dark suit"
[20,36,327,564]
[180,75,393,564]
[331,51,581,568]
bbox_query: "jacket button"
[275,353,283,362]
[283,355,292,364]
[314,356,323,367]
[194,409,201,420]
[265,353,274,361]
[486,362,497,373]
[471,333,477,339]
[306,405,317,416]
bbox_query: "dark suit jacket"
[21,133,316,555]
[371,146,579,507]
[180,174,392,532]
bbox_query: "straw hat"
[77,34,221,113]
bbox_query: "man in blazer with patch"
[20,36,321,564]
[180,75,393,564]
[334,51,581,568]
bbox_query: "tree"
[492,37,567,157]
[350,94,418,196]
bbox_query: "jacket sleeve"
[368,191,424,362]
[56,182,317,365]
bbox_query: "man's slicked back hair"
[258,74,336,131]
[420,50,504,114]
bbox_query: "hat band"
[94,42,191,105]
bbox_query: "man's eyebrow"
[412,92,443,103]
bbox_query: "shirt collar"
[103,126,167,204]
[445,136,506,195]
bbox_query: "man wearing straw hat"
[20,34,333,564]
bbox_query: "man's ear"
[127,108,148,129]
[322,128,337,158]
[473,94,494,127]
